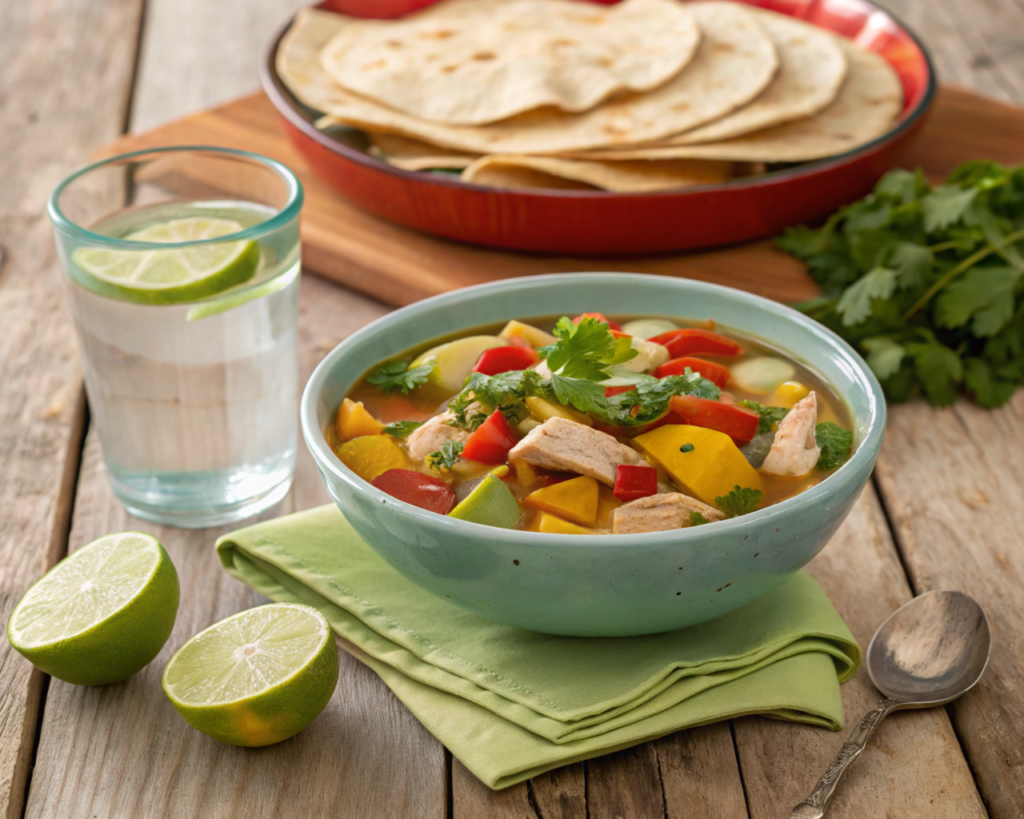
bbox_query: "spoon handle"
[790,697,900,818]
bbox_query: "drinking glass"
[48,147,304,527]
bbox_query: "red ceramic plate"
[261,0,935,254]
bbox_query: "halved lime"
[162,603,339,747]
[72,217,259,305]
[6,532,179,686]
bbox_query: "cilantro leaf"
[964,358,1018,409]
[426,440,464,471]
[905,338,963,406]
[689,511,710,526]
[891,242,932,290]
[597,372,720,427]
[715,486,763,517]
[538,316,637,382]
[922,186,978,232]
[448,370,553,431]
[382,421,423,439]
[815,422,853,471]
[861,337,907,380]
[836,267,897,326]
[935,266,1021,337]
[366,358,434,395]
[738,400,789,434]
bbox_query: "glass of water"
[48,147,304,528]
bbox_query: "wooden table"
[2,1,1023,817]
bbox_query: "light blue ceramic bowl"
[301,274,885,637]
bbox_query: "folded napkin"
[217,505,859,789]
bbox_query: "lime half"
[162,603,339,747]
[6,532,180,686]
[72,217,259,305]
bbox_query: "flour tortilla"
[281,4,779,155]
[319,0,701,126]
[670,7,847,145]
[370,133,477,171]
[461,155,740,192]
[567,38,902,162]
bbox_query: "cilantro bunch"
[446,316,720,429]
[779,162,1024,408]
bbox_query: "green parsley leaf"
[964,358,1018,409]
[715,486,763,517]
[921,185,978,233]
[861,336,907,380]
[448,370,553,431]
[935,266,1021,337]
[426,440,464,471]
[366,358,434,395]
[538,316,637,382]
[597,372,720,427]
[382,421,423,439]
[815,422,854,471]
[738,400,790,435]
[689,511,710,526]
[836,267,897,326]
[905,337,963,406]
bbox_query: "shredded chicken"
[405,412,469,462]
[508,417,646,486]
[760,392,821,477]
[613,493,726,534]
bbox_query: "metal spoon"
[791,590,991,818]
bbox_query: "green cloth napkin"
[217,505,859,790]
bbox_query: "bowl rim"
[261,0,937,201]
[301,273,887,545]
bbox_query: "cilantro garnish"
[448,369,553,431]
[426,440,464,471]
[599,373,719,428]
[382,421,423,439]
[738,401,790,434]
[366,358,434,395]
[715,486,763,517]
[779,161,1024,408]
[689,511,710,526]
[815,422,853,471]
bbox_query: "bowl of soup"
[301,273,885,636]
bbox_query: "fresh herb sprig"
[738,400,790,434]
[426,440,464,471]
[779,162,1024,408]
[366,358,434,395]
[815,422,853,471]
[382,421,423,439]
[715,486,763,517]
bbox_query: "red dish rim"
[260,0,937,201]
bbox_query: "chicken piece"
[508,417,646,486]
[612,493,726,534]
[405,412,469,462]
[761,392,820,477]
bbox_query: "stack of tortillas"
[277,0,903,192]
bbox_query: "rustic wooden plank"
[874,397,1024,819]
[26,276,448,819]
[733,486,988,818]
[0,1,144,817]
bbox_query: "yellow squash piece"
[336,398,386,441]
[595,485,623,530]
[770,381,811,409]
[523,475,599,526]
[633,425,763,508]
[524,396,593,427]
[335,435,409,483]
[499,320,557,348]
[511,457,541,489]
[535,513,593,535]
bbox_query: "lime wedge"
[162,603,339,747]
[72,217,259,305]
[6,532,179,686]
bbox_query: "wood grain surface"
[2,0,1024,817]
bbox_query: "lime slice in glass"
[162,603,339,747]
[6,532,180,686]
[72,217,259,305]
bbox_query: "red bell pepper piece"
[648,328,743,358]
[604,384,635,397]
[655,357,731,388]
[463,410,519,464]
[471,345,539,376]
[371,469,456,515]
[669,395,758,446]
[613,464,659,502]
[572,312,622,332]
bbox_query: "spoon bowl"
[793,590,991,818]
[867,590,991,707]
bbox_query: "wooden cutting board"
[98,86,1024,307]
